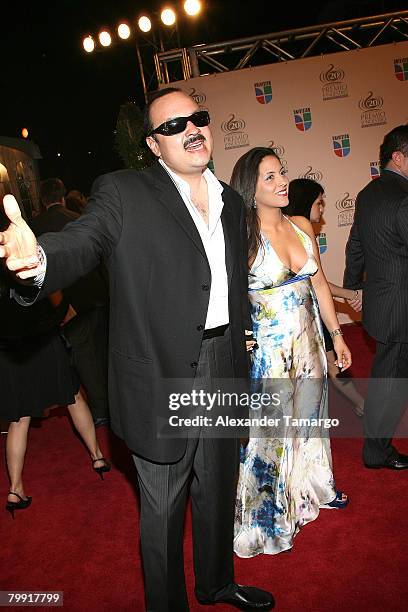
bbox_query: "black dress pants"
[132,332,240,612]
[363,339,408,465]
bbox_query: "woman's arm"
[290,216,352,370]
[328,283,362,312]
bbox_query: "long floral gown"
[234,217,337,557]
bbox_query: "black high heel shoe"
[92,457,111,480]
[6,491,32,519]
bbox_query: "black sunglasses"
[148,110,210,137]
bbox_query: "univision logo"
[370,161,380,180]
[293,107,312,131]
[320,64,348,100]
[221,114,249,150]
[359,91,387,128]
[319,63,345,83]
[188,87,207,105]
[332,134,351,157]
[394,57,408,81]
[299,166,323,182]
[254,81,273,104]
[221,114,246,133]
[316,233,327,254]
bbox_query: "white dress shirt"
[159,159,229,329]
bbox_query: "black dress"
[0,290,80,422]
[322,321,334,352]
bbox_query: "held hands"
[333,335,352,372]
[347,289,362,312]
[245,329,257,352]
[0,195,40,280]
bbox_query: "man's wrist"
[33,245,47,287]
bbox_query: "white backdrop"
[173,41,408,322]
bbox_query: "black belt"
[202,324,229,340]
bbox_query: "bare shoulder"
[287,215,315,238]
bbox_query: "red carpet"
[1,323,407,611]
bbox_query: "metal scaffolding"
[153,10,408,86]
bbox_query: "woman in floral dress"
[230,147,351,557]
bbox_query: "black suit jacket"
[344,170,408,343]
[38,162,250,461]
[31,205,109,314]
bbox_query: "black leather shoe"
[365,453,408,470]
[197,584,275,610]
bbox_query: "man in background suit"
[344,125,408,470]
[0,88,274,611]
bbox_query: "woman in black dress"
[0,284,110,518]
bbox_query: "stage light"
[99,30,112,47]
[118,23,131,39]
[138,15,152,33]
[184,0,201,16]
[83,36,95,53]
[21,128,29,139]
[161,8,176,26]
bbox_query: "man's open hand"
[0,195,41,279]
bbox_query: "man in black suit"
[344,125,408,470]
[0,88,274,611]
[31,177,110,428]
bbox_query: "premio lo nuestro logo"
[359,91,387,128]
[370,161,380,180]
[267,140,285,157]
[254,81,272,104]
[267,140,288,172]
[316,233,327,254]
[221,114,249,150]
[293,107,312,131]
[336,192,355,227]
[320,64,348,100]
[332,134,350,157]
[299,166,323,182]
[394,58,408,81]
[188,87,207,105]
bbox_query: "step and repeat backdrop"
[173,41,408,321]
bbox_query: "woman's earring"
[252,196,257,209]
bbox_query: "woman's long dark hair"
[230,147,280,264]
[284,178,324,220]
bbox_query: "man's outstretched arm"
[1,173,123,297]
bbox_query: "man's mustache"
[184,134,206,149]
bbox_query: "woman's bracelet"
[329,328,343,338]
